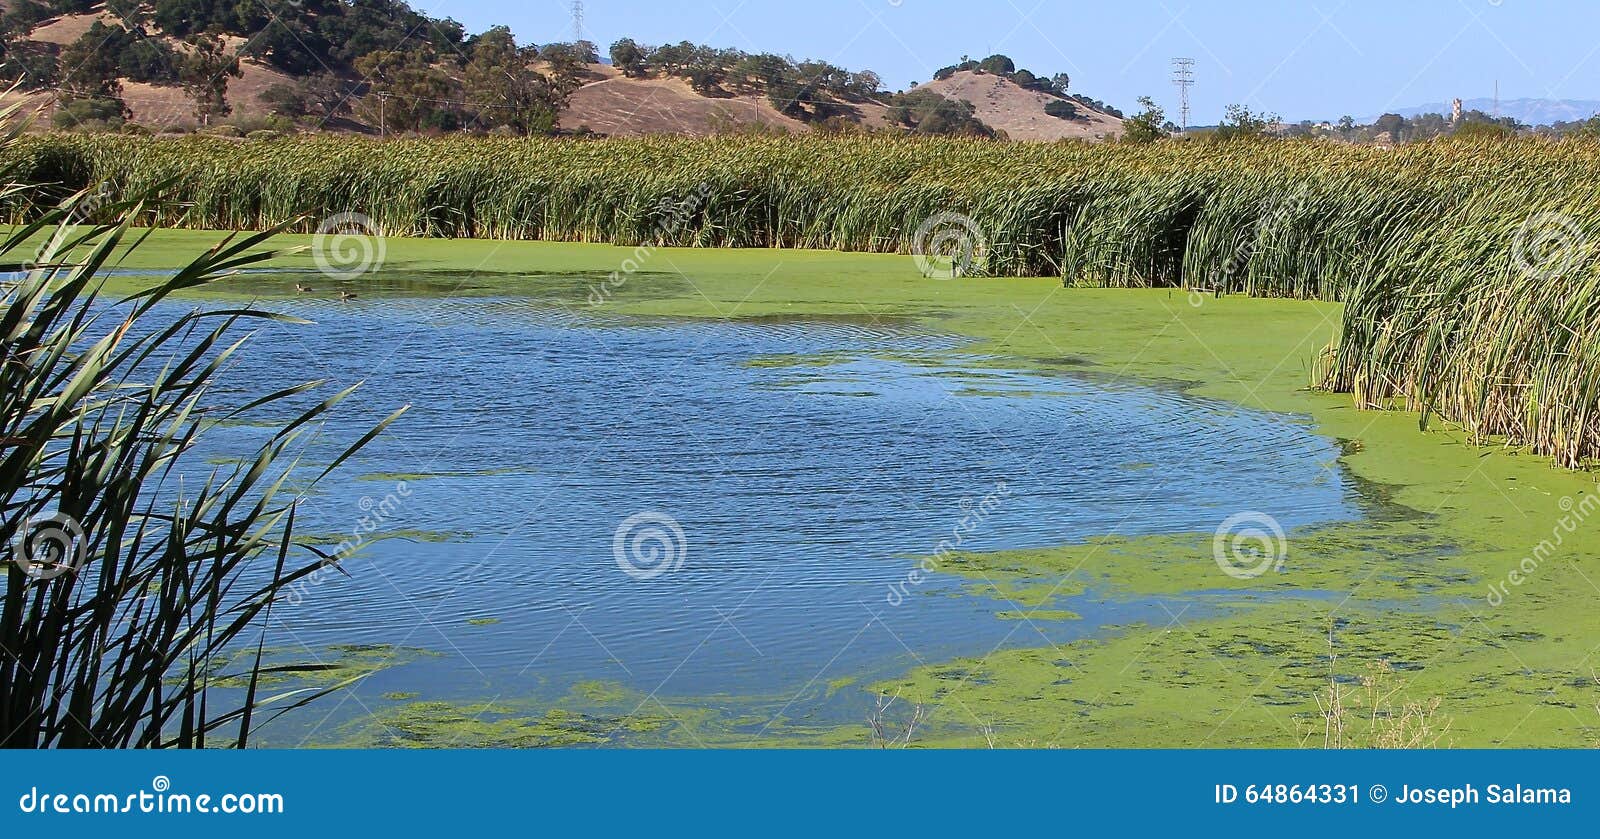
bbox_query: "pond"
[179,278,1358,745]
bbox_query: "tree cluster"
[340,28,581,134]
[1285,110,1529,144]
[1209,103,1280,142]
[932,54,1071,98]
[1121,97,1168,144]
[0,0,586,136]
[609,38,883,122]
[885,88,995,138]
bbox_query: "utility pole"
[1171,58,1195,133]
[572,0,584,43]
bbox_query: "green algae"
[343,701,674,748]
[336,680,725,748]
[571,680,630,704]
[872,596,1600,748]
[744,351,859,369]
[386,528,472,542]
[465,617,501,626]
[190,644,441,690]
[995,609,1080,622]
[572,243,1600,747]
[826,676,858,696]
[959,572,1084,609]
[293,528,471,555]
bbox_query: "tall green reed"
[1,132,405,748]
[2,133,1597,467]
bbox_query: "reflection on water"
[170,288,1356,743]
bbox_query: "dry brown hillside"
[26,9,114,44]
[920,70,1122,141]
[8,12,301,131]
[8,12,1124,141]
[559,65,899,136]
[559,75,810,136]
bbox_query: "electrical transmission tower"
[571,0,584,42]
[1171,58,1195,133]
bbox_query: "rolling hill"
[920,70,1122,141]
[2,7,1127,140]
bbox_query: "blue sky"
[424,0,1600,121]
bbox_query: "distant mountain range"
[1366,98,1600,126]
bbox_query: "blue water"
[163,290,1356,742]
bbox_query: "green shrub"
[1044,100,1078,120]
[50,97,125,131]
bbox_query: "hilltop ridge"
[0,3,1125,140]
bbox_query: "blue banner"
[3,750,1594,835]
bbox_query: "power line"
[1171,57,1194,133]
